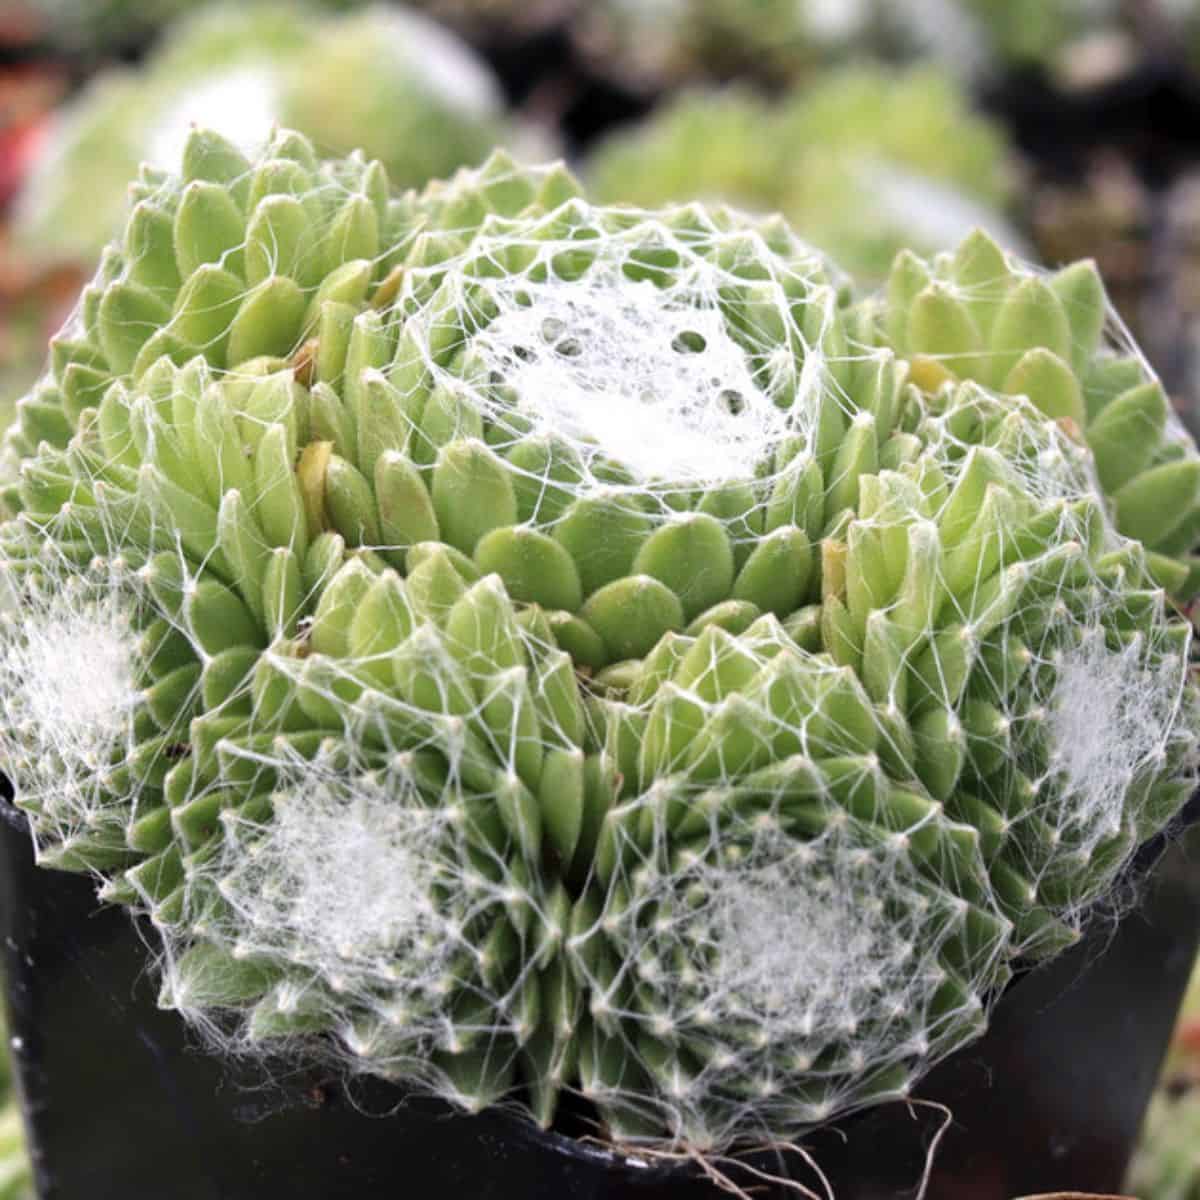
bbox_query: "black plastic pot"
[1,787,1197,1200]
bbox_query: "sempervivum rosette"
[0,129,1196,1152]
[882,229,1200,595]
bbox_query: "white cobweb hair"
[0,151,1194,1166]
[161,746,497,1072]
[0,551,147,866]
[572,798,1007,1149]
[400,195,848,516]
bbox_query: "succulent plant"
[12,3,516,267]
[588,67,1022,283]
[0,130,1196,1151]
[882,230,1200,594]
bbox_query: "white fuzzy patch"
[21,603,135,758]
[1046,625,1178,840]
[690,832,947,1050]
[473,267,789,485]
[0,571,141,840]
[213,760,464,1001]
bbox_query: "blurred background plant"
[0,0,552,433]
[571,0,876,91]
[1131,953,1200,1200]
[11,1,528,267]
[566,0,1136,91]
[19,0,372,56]
[2,0,1200,1193]
[0,1018,31,1200]
[587,64,1024,282]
